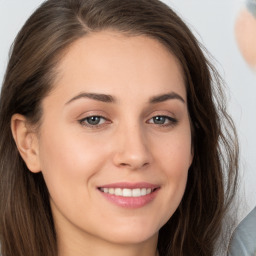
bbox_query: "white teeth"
[100,187,153,197]
[141,188,147,196]
[132,188,141,197]
[109,188,115,194]
[123,188,132,197]
[115,188,122,196]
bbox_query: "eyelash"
[78,115,178,128]
[79,116,109,128]
[147,115,178,127]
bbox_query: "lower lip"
[99,189,159,208]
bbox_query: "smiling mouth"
[98,187,158,197]
[97,183,160,208]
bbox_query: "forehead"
[50,31,186,101]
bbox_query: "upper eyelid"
[77,112,177,119]
[147,115,177,122]
[77,110,109,119]
[76,108,178,120]
[79,115,109,122]
[145,110,176,119]
[78,116,110,128]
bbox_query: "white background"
[0,0,255,223]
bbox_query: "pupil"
[154,116,165,124]
[88,116,100,125]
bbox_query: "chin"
[97,221,160,245]
[104,230,158,245]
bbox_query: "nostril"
[118,161,149,169]
[112,140,152,170]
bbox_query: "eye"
[79,116,107,127]
[148,115,177,126]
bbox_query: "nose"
[112,123,152,170]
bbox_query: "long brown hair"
[0,0,238,255]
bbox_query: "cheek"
[150,127,192,221]
[161,139,191,196]
[40,123,105,167]
[37,126,107,199]
[154,126,192,175]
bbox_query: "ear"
[11,114,41,173]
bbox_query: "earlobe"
[11,114,41,173]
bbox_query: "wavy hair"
[0,0,238,255]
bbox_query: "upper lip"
[98,182,160,189]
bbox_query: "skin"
[12,31,193,256]
[235,8,256,70]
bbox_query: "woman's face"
[34,31,193,247]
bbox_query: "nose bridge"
[112,119,151,169]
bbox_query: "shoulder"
[228,207,256,256]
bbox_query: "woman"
[0,0,238,255]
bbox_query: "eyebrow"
[65,92,115,105]
[65,91,185,105]
[149,92,185,104]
